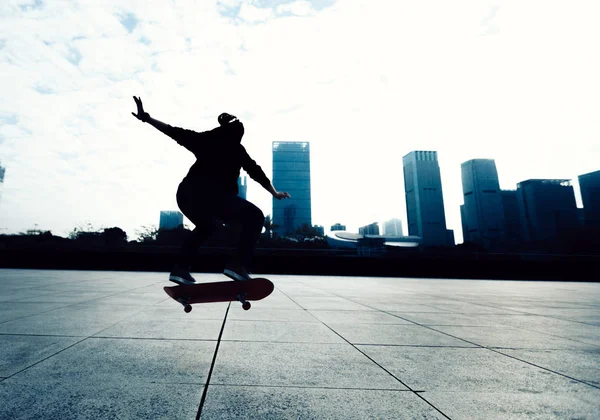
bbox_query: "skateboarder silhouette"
[132,96,290,284]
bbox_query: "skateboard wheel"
[184,304,192,313]
[242,302,251,311]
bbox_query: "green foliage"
[135,225,159,243]
[68,222,99,240]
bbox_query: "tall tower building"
[578,169,600,227]
[272,142,311,236]
[460,159,505,250]
[237,176,247,200]
[500,190,523,250]
[516,179,578,247]
[359,222,380,235]
[159,211,184,230]
[402,151,450,247]
[383,218,403,236]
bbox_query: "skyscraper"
[516,179,578,248]
[159,211,184,230]
[402,151,450,247]
[359,222,380,235]
[383,218,403,236]
[272,142,311,236]
[578,169,600,227]
[237,176,247,200]
[460,159,505,250]
[500,190,523,250]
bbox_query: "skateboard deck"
[163,278,274,312]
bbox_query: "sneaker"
[169,266,196,285]
[223,264,252,281]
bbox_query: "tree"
[295,223,320,238]
[102,227,128,247]
[68,222,100,240]
[263,214,278,239]
[135,225,159,243]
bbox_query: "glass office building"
[272,142,311,236]
[461,159,505,250]
[402,151,450,247]
[516,179,578,245]
[159,211,184,230]
[578,169,600,227]
[237,176,247,200]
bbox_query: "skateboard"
[163,278,274,312]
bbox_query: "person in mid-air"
[131,96,290,284]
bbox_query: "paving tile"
[0,287,60,302]
[228,306,318,322]
[95,318,224,340]
[473,314,600,347]
[328,323,473,346]
[358,346,593,393]
[389,312,503,326]
[8,337,216,385]
[201,386,444,419]
[0,303,145,336]
[423,390,600,420]
[0,380,202,420]
[310,310,412,324]
[211,341,407,390]
[0,301,70,323]
[422,301,523,314]
[1,269,598,419]
[0,334,82,377]
[15,291,120,304]
[430,325,596,350]
[347,300,452,312]
[292,297,375,310]
[222,320,345,343]
[142,301,228,319]
[500,348,600,386]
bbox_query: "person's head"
[218,112,244,141]
[218,112,238,126]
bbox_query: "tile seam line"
[209,383,422,391]
[276,284,453,420]
[339,295,600,391]
[0,281,165,325]
[196,301,231,420]
[403,291,600,327]
[0,296,156,380]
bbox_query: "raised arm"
[132,96,200,152]
[241,146,290,200]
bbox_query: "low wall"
[0,248,597,281]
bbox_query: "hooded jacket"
[162,120,271,195]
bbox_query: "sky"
[1,0,599,243]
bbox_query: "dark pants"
[175,183,265,269]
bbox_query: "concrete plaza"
[0,268,598,419]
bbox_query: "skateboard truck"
[236,292,251,311]
[176,297,193,313]
[176,293,250,312]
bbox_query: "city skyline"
[1,2,599,242]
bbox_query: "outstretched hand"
[131,96,149,122]
[274,191,291,200]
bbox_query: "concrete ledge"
[0,248,599,281]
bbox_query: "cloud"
[118,11,139,33]
[481,5,500,36]
[0,0,599,241]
